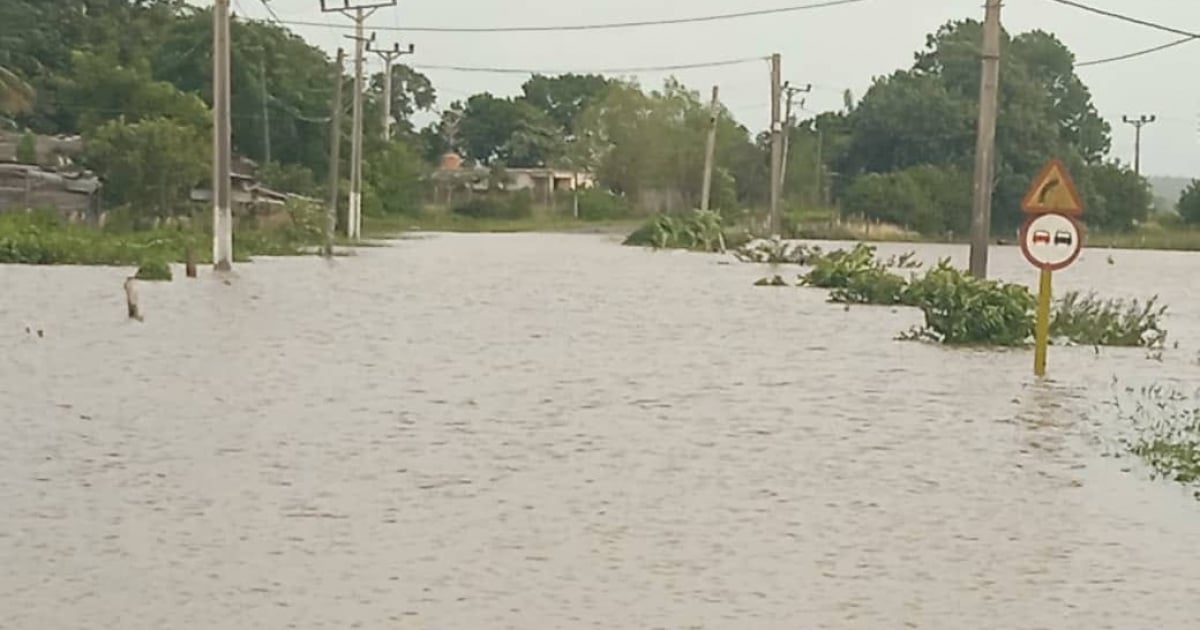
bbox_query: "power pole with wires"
[368,38,415,142]
[325,47,346,258]
[968,0,1002,279]
[780,81,812,198]
[321,0,396,241]
[212,0,233,271]
[700,85,720,212]
[769,53,783,238]
[1122,114,1156,176]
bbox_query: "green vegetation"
[0,210,324,267]
[788,243,1168,347]
[1177,180,1200,225]
[1051,292,1166,347]
[622,210,726,252]
[451,192,535,220]
[134,259,172,281]
[1117,385,1200,499]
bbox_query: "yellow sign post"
[1019,159,1085,377]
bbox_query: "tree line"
[0,0,1192,233]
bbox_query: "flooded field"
[2,233,1199,628]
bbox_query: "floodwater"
[2,233,1199,629]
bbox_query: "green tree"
[84,116,208,221]
[0,66,34,119]
[1082,161,1152,231]
[520,73,612,133]
[1177,180,1200,225]
[62,51,209,133]
[369,64,437,138]
[457,93,563,167]
[363,141,426,215]
[16,131,37,164]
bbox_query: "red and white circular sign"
[1019,212,1084,271]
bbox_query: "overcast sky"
[215,0,1197,176]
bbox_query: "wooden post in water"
[185,245,197,278]
[124,278,143,322]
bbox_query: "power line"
[411,56,769,75]
[1077,36,1196,67]
[274,0,872,34]
[257,0,283,25]
[1046,0,1199,39]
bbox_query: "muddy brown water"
[2,233,1199,629]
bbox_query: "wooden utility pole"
[814,125,825,205]
[768,53,783,237]
[1122,114,1156,176]
[700,85,720,212]
[325,48,345,259]
[368,39,415,142]
[968,0,1002,279]
[212,0,233,271]
[780,81,812,199]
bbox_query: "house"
[0,132,85,166]
[430,151,595,205]
[0,163,102,221]
[190,172,292,227]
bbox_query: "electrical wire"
[257,0,283,25]
[1046,0,1200,39]
[1077,36,1196,68]
[276,0,872,34]
[411,56,769,75]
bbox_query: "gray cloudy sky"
[219,0,1197,176]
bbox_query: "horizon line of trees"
[0,0,1192,232]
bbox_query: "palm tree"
[0,66,34,118]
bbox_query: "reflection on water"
[2,234,1199,628]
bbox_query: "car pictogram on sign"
[1032,230,1051,244]
[1054,231,1073,246]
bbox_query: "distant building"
[430,151,595,205]
[190,172,292,227]
[0,163,102,221]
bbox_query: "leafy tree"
[1080,161,1152,231]
[61,51,209,133]
[1178,180,1200,225]
[368,64,436,138]
[457,93,562,167]
[259,161,320,198]
[0,66,34,119]
[520,73,612,133]
[84,116,208,221]
[363,141,426,215]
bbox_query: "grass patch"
[134,260,172,281]
[1051,292,1167,347]
[365,210,640,237]
[1117,385,1200,498]
[0,209,327,267]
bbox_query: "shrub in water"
[623,210,725,252]
[901,261,1035,346]
[135,259,172,281]
[1116,384,1200,497]
[1051,291,1167,348]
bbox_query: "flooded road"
[2,233,1199,628]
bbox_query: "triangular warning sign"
[1021,158,1084,215]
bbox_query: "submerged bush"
[803,244,919,305]
[902,261,1035,346]
[134,259,172,281]
[1052,291,1167,347]
[623,210,726,252]
[1116,384,1200,497]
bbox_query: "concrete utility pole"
[321,1,395,241]
[769,53,783,237]
[212,0,233,271]
[260,59,271,164]
[1122,114,1156,176]
[368,38,415,141]
[780,81,812,198]
[325,47,345,258]
[700,85,720,212]
[968,0,1002,279]
[814,124,825,205]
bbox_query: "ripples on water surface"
[2,233,1200,628]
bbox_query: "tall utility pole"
[768,53,783,237]
[700,85,720,212]
[780,81,812,197]
[321,1,395,241]
[212,0,233,271]
[814,124,825,205]
[260,59,271,164]
[968,0,1002,279]
[368,38,415,141]
[325,48,346,258]
[1122,114,1156,176]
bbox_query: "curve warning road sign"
[1019,212,1083,271]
